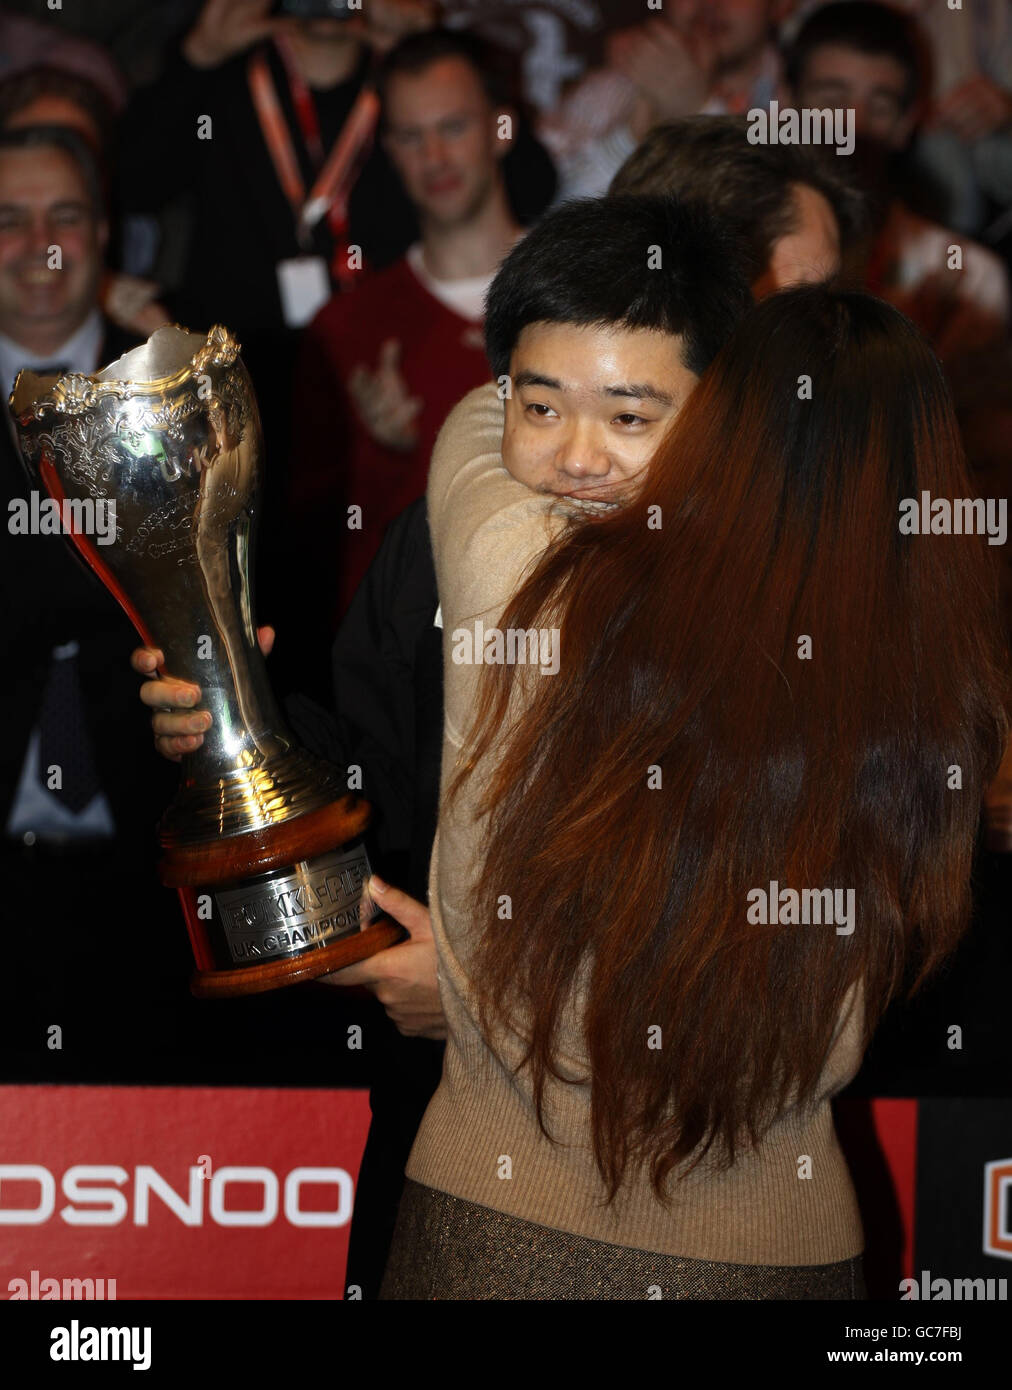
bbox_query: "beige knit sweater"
[406,381,866,1266]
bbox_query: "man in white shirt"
[288,28,528,671]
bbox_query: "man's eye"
[613,413,647,426]
[525,402,555,418]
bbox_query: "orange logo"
[984,1159,1012,1259]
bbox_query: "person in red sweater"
[290,29,530,634]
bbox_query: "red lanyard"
[247,39,379,283]
[275,34,325,168]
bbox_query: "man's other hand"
[131,625,275,761]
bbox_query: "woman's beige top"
[406,382,865,1265]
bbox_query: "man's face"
[503,322,698,503]
[0,147,106,341]
[383,57,504,227]
[795,44,916,148]
[697,0,777,72]
[300,16,352,43]
[758,182,841,294]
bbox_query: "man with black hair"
[132,191,752,1296]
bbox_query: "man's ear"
[493,104,516,158]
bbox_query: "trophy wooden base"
[190,915,405,998]
[160,796,404,999]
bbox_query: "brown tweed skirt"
[379,1178,867,1301]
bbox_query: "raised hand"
[347,339,423,451]
[182,0,286,69]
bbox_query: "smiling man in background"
[0,126,111,387]
[0,124,178,1078]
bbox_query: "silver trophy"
[10,325,401,996]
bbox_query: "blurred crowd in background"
[1,4,1009,1307]
[0,0,1010,840]
[1,0,1009,673]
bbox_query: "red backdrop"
[0,1085,370,1300]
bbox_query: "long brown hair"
[451,287,1009,1200]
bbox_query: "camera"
[272,0,355,20]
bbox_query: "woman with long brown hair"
[380,284,1009,1300]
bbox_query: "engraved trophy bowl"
[10,324,403,996]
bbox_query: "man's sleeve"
[285,500,427,861]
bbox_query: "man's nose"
[420,130,448,164]
[555,423,611,479]
[25,216,55,257]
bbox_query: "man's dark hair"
[0,124,106,216]
[610,116,867,284]
[374,27,520,126]
[786,1,926,111]
[484,195,753,380]
[0,65,116,154]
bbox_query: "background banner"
[0,1085,370,1300]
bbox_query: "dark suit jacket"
[0,323,176,847]
[285,494,442,901]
